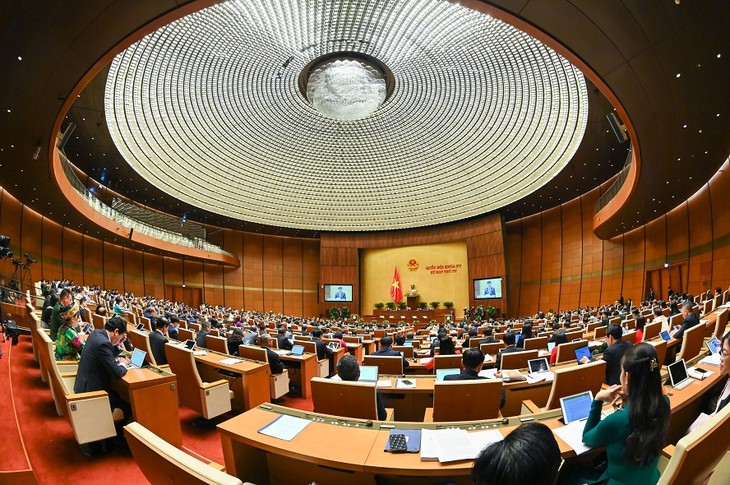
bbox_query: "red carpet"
[8,335,315,483]
[0,336,34,475]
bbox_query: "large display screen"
[324,284,353,302]
[474,277,503,299]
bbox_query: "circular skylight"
[105,0,588,231]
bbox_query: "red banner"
[390,266,403,302]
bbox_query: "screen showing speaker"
[474,277,503,299]
[324,284,353,302]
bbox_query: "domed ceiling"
[103,0,589,231]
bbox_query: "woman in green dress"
[580,343,670,484]
[54,303,85,361]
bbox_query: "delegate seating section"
[424,380,503,422]
[238,345,290,401]
[522,360,606,413]
[363,355,403,375]
[311,377,391,421]
[164,344,232,420]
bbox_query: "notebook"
[436,368,460,381]
[574,346,592,363]
[559,391,594,424]
[288,344,304,356]
[359,365,379,382]
[125,348,147,369]
[668,359,693,390]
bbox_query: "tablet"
[528,357,550,374]
[359,365,379,382]
[706,336,721,354]
[436,368,460,381]
[659,330,672,341]
[574,345,592,363]
[183,339,196,350]
[560,391,594,424]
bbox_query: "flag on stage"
[390,266,403,302]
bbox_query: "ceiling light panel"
[105,0,588,231]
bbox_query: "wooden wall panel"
[83,236,103,287]
[242,234,264,311]
[203,262,225,307]
[302,239,321,317]
[539,208,562,313]
[600,236,623,305]
[62,228,84,284]
[282,239,303,316]
[579,190,603,307]
[163,256,183,289]
[622,226,645,302]
[710,173,730,291]
[143,253,164,299]
[222,229,243,309]
[103,242,124,291]
[666,204,690,265]
[687,190,713,294]
[20,205,42,262]
[262,238,283,313]
[505,220,522,317]
[559,198,582,311]
[41,218,63,281]
[644,217,667,271]
[518,214,541,316]
[123,248,144,295]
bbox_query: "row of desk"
[218,357,725,485]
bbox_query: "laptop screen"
[574,346,591,363]
[528,358,549,374]
[327,341,340,350]
[183,339,195,350]
[359,365,379,382]
[291,344,304,356]
[668,359,689,386]
[130,348,147,368]
[560,391,594,424]
[659,331,671,341]
[436,368,460,381]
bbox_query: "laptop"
[660,330,672,341]
[182,339,196,350]
[706,336,721,354]
[125,348,147,369]
[668,359,693,390]
[547,341,556,352]
[574,346,592,363]
[327,341,340,350]
[559,391,594,424]
[436,368,460,381]
[528,357,550,375]
[403,341,413,347]
[287,344,305,356]
[359,365,379,382]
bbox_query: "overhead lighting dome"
[105,0,588,231]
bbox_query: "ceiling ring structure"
[104,0,589,231]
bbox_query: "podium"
[406,295,419,309]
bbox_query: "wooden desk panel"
[278,352,317,398]
[112,367,182,446]
[194,352,270,411]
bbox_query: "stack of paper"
[699,354,722,366]
[553,420,594,455]
[219,357,242,365]
[376,379,392,388]
[420,429,503,462]
[478,368,499,379]
[258,414,311,441]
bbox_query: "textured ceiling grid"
[104,0,588,230]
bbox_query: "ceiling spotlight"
[32,145,41,160]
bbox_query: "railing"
[111,198,205,240]
[594,146,633,214]
[58,151,233,257]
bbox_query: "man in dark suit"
[311,328,334,376]
[495,332,522,370]
[167,315,180,341]
[672,302,701,340]
[444,348,486,380]
[258,334,284,374]
[276,327,293,351]
[336,355,386,420]
[582,324,631,385]
[373,336,410,368]
[73,316,130,419]
[195,321,211,348]
[149,317,169,365]
[483,281,496,296]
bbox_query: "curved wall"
[506,160,730,317]
[0,187,319,316]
